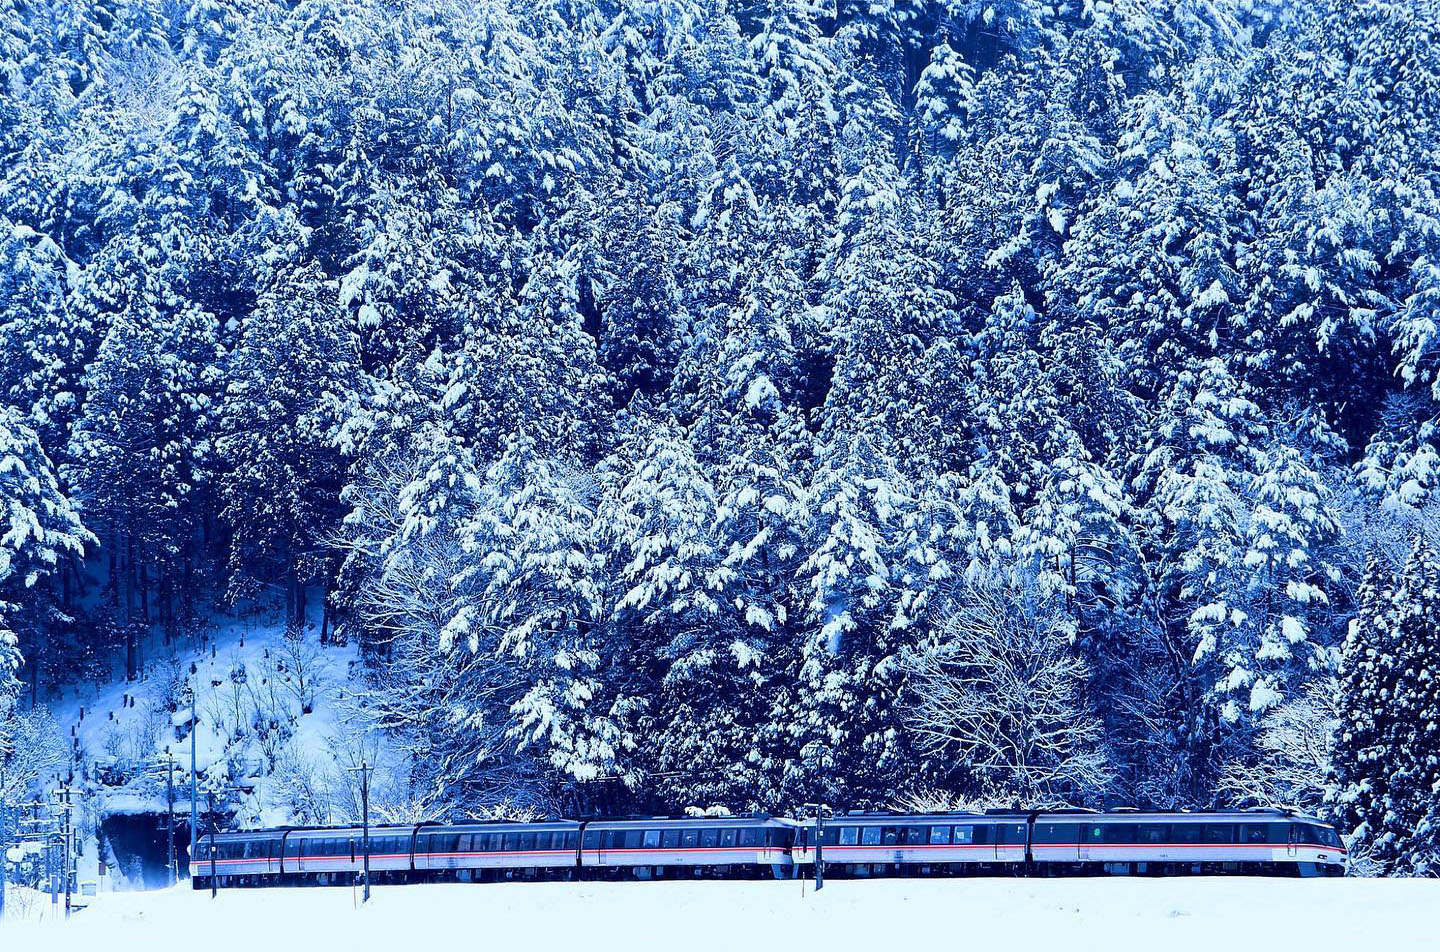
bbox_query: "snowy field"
[2,878,1436,951]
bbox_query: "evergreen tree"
[0,403,92,698]
[1334,543,1440,875]
[216,260,360,621]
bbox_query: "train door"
[1078,824,1097,862]
[1287,823,1299,858]
[995,822,1026,864]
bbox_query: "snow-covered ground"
[50,605,358,819]
[1,877,1435,951]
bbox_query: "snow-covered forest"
[3,0,1440,876]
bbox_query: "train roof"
[416,819,581,832]
[1031,808,1332,825]
[831,811,1024,823]
[583,814,790,829]
[198,806,1336,839]
[271,825,418,838]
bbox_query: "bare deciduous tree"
[1219,677,1339,813]
[903,573,1113,802]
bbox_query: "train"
[189,807,1347,887]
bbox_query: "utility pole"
[803,802,828,892]
[161,748,177,886]
[347,761,373,902]
[52,784,75,919]
[48,834,58,909]
[188,665,198,878]
[0,765,8,922]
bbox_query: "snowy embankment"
[31,602,370,889]
[2,878,1435,951]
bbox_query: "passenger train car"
[580,816,798,879]
[190,808,1346,888]
[789,809,1347,879]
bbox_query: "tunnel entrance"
[99,813,192,890]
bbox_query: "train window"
[720,828,737,848]
[583,830,601,850]
[901,827,925,845]
[1002,824,1028,845]
[1174,825,1204,844]
[1204,824,1234,843]
[541,833,557,850]
[1035,823,1080,844]
[861,826,881,846]
[1317,825,1342,848]
[662,829,682,848]
[820,827,840,846]
[953,826,973,845]
[881,827,900,846]
[1103,825,1136,844]
[700,828,720,848]
[682,829,700,848]
[1240,824,1269,844]
[1136,825,1169,844]
[642,830,661,849]
[501,833,517,851]
[514,833,533,850]
[929,826,951,845]
[839,827,859,846]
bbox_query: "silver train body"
[189,808,1346,887]
[789,809,1347,878]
